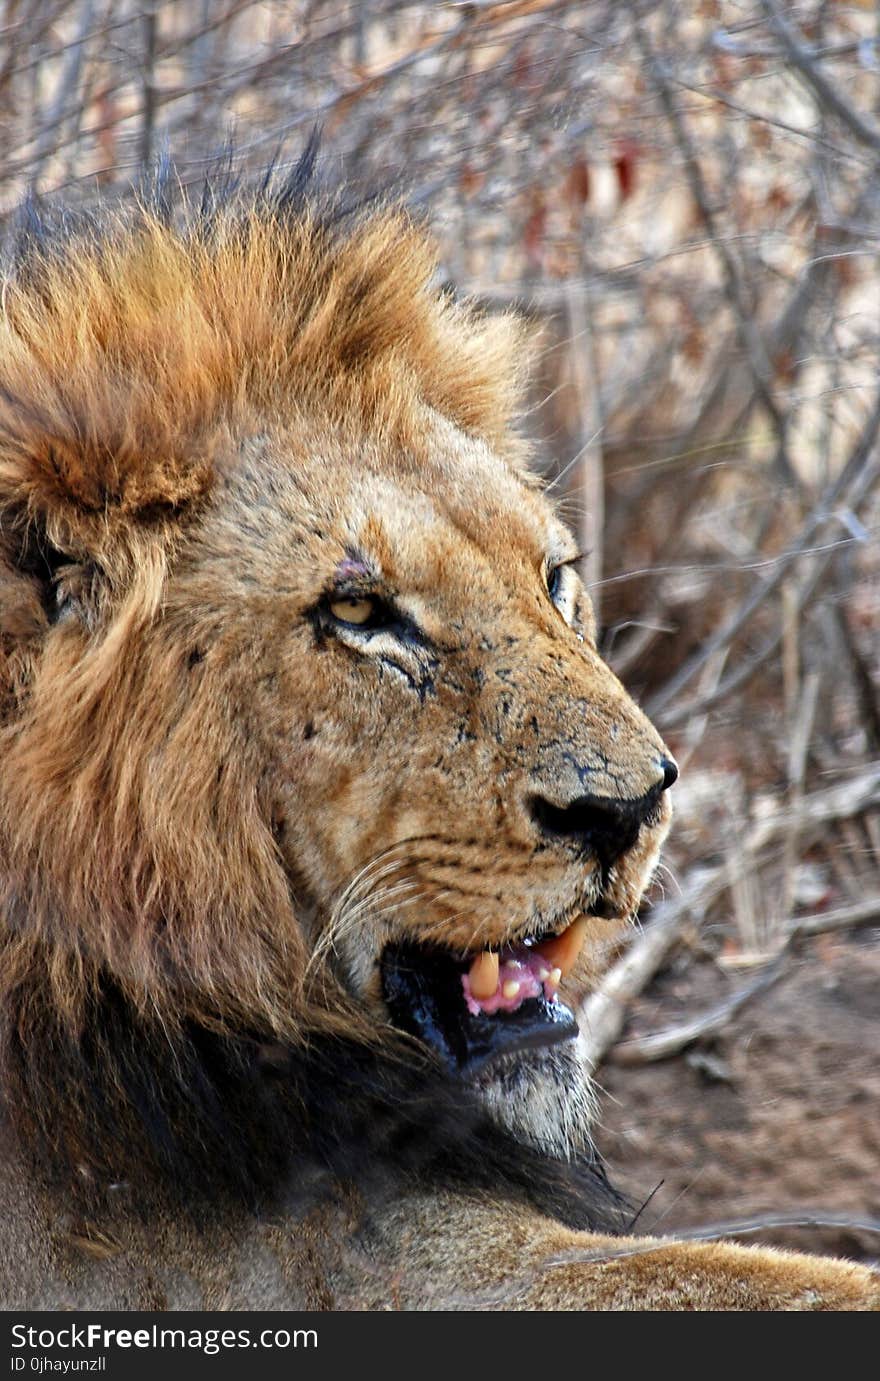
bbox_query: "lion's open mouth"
[380,918,588,1076]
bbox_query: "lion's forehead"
[199,416,562,610]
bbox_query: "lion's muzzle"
[527,753,678,867]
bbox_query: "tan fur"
[0,188,876,1310]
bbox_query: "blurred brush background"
[2,0,878,1261]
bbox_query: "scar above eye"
[334,554,373,583]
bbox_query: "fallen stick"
[601,892,880,1066]
[790,894,880,938]
[607,952,786,1066]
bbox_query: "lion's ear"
[0,505,166,722]
[0,552,47,644]
[3,521,104,628]
[0,397,199,708]
[0,386,214,523]
[0,344,215,638]
[0,223,218,537]
[0,539,49,721]
[0,510,102,719]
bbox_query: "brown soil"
[593,927,880,1264]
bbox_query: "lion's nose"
[528,759,676,867]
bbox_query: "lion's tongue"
[462,916,589,1016]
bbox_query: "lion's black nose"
[528,760,676,867]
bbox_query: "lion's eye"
[546,561,572,611]
[546,564,563,602]
[545,559,581,627]
[327,595,389,629]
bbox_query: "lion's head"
[0,159,674,1228]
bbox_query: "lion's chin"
[475,1038,599,1160]
[380,939,580,1077]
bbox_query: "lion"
[0,154,876,1311]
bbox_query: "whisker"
[307,879,423,978]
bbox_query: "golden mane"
[0,166,616,1226]
[0,185,525,531]
[0,174,527,1041]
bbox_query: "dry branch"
[791,895,880,939]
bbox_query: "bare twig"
[26,0,97,189]
[833,605,880,754]
[140,2,158,169]
[634,12,794,478]
[605,885,880,1066]
[565,276,604,620]
[650,384,880,726]
[653,1211,880,1244]
[579,869,715,1071]
[761,0,880,155]
[670,76,864,166]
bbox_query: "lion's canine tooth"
[537,915,589,977]
[469,951,499,1000]
[502,980,521,1000]
[548,967,562,989]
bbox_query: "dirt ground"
[593,927,880,1265]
